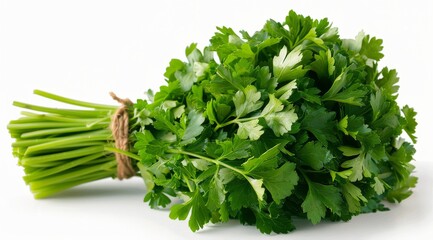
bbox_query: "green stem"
[8,122,93,130]
[32,171,116,199]
[23,152,108,182]
[34,89,117,110]
[8,90,129,198]
[20,111,112,124]
[29,160,117,189]
[12,129,110,148]
[12,138,53,148]
[104,146,141,161]
[13,101,111,118]
[20,125,107,139]
[26,131,111,154]
[21,146,106,166]
[214,114,263,131]
[168,149,247,177]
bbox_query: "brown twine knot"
[110,92,135,180]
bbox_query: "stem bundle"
[8,90,126,198]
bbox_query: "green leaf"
[152,109,179,134]
[257,162,299,204]
[310,49,335,80]
[190,158,211,171]
[360,35,384,61]
[242,144,280,172]
[247,29,282,53]
[169,190,211,232]
[261,94,284,116]
[137,162,155,191]
[301,181,343,224]
[206,174,226,211]
[342,31,364,53]
[218,202,230,222]
[322,65,353,100]
[255,66,278,93]
[187,85,206,111]
[387,175,417,203]
[181,110,205,144]
[342,182,367,214]
[301,107,337,145]
[370,90,387,122]
[337,115,349,135]
[216,65,244,90]
[246,176,266,202]
[343,115,372,140]
[376,67,399,96]
[264,108,298,137]
[193,62,209,78]
[206,99,232,125]
[297,141,333,170]
[275,80,297,100]
[218,168,236,184]
[227,179,259,210]
[284,10,317,47]
[206,100,218,124]
[273,45,307,82]
[218,136,251,160]
[323,83,366,106]
[338,146,362,157]
[175,68,197,92]
[233,85,263,117]
[164,59,184,81]
[134,130,155,149]
[372,176,386,195]
[402,105,417,143]
[389,143,416,181]
[253,205,295,234]
[237,119,264,140]
[341,153,373,181]
[152,80,183,106]
[144,188,173,209]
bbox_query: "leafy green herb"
[8,10,417,234]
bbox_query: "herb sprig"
[8,10,417,234]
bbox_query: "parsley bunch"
[8,10,417,234]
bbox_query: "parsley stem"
[13,101,111,118]
[8,90,127,198]
[34,89,117,110]
[214,115,262,131]
[168,149,247,177]
[104,146,141,161]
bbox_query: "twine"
[110,92,135,180]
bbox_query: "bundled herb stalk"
[8,10,417,234]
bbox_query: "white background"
[1,0,432,239]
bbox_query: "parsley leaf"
[233,85,263,117]
[169,190,211,232]
[297,141,333,170]
[237,119,264,140]
[264,108,298,136]
[256,162,299,204]
[342,182,367,214]
[301,107,337,145]
[273,45,307,82]
[253,204,295,234]
[180,110,205,145]
[217,136,251,160]
[302,181,343,224]
[402,105,417,143]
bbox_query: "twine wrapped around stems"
[110,92,135,180]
